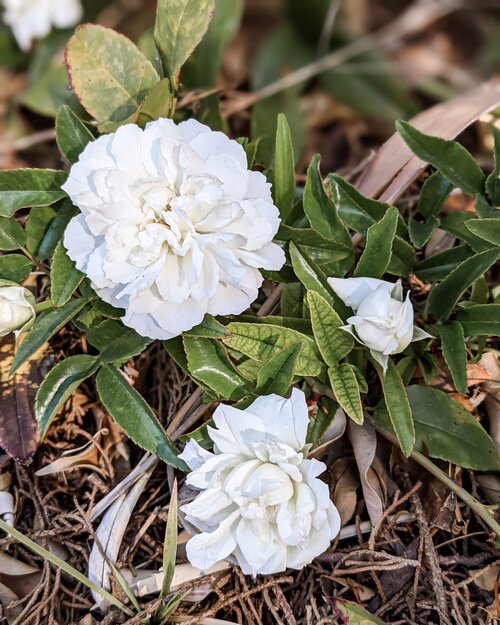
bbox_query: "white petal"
[185,510,240,571]
[178,439,214,471]
[327,277,393,312]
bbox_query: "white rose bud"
[2,0,82,51]
[0,285,35,336]
[179,389,341,576]
[328,277,430,371]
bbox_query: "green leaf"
[10,297,89,374]
[486,124,500,205]
[86,319,152,363]
[465,218,500,247]
[387,236,416,276]
[96,365,184,469]
[163,337,188,373]
[289,241,350,319]
[273,114,295,220]
[0,217,26,251]
[354,206,398,278]
[160,480,178,598]
[154,0,215,86]
[418,171,453,220]
[436,321,467,394]
[18,63,75,118]
[442,212,494,253]
[136,78,174,127]
[55,105,94,164]
[408,215,440,249]
[374,358,415,457]
[255,342,302,396]
[35,355,100,437]
[184,336,248,400]
[223,322,323,377]
[414,245,474,282]
[335,600,389,625]
[456,304,500,336]
[0,254,31,282]
[428,249,499,320]
[303,155,352,248]
[277,225,352,259]
[406,385,500,470]
[396,120,485,196]
[183,314,228,339]
[66,25,159,125]
[328,363,363,424]
[182,0,243,89]
[0,169,67,217]
[50,242,84,307]
[307,291,354,366]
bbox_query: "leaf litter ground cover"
[0,0,500,624]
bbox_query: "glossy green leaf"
[486,124,500,206]
[396,120,485,196]
[289,242,350,319]
[408,215,440,249]
[0,217,26,251]
[184,336,248,400]
[354,206,398,278]
[436,321,467,394]
[428,249,499,320]
[442,212,494,253]
[66,25,159,125]
[55,105,94,164]
[183,314,228,339]
[304,155,352,249]
[182,0,243,88]
[50,242,84,307]
[328,363,363,424]
[0,254,31,282]
[277,225,352,259]
[255,342,302,396]
[414,245,474,282]
[418,171,453,220]
[10,297,89,374]
[307,291,354,366]
[87,319,152,363]
[374,358,414,457]
[456,304,500,336]
[96,365,184,469]
[465,218,500,247]
[223,322,323,377]
[406,385,500,470]
[35,354,100,437]
[136,79,174,127]
[154,0,215,86]
[163,336,188,373]
[0,169,67,217]
[273,114,295,220]
[387,235,417,276]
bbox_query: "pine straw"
[0,337,498,625]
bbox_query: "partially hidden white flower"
[328,276,431,371]
[2,0,82,51]
[179,389,340,576]
[62,119,285,340]
[0,283,35,336]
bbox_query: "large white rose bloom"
[2,0,82,51]
[62,119,285,340]
[0,283,35,336]
[328,276,430,371]
[179,389,341,576]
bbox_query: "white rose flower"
[2,0,82,51]
[62,119,285,340]
[328,277,430,371]
[0,283,35,336]
[179,389,340,576]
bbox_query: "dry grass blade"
[356,78,500,202]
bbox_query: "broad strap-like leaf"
[328,363,363,425]
[354,206,398,278]
[436,321,467,394]
[307,290,354,366]
[255,342,302,396]
[273,114,295,220]
[414,245,474,282]
[51,241,84,307]
[465,218,500,247]
[154,0,215,86]
[0,169,67,217]
[35,354,100,437]
[55,105,94,164]
[86,319,152,364]
[396,120,485,196]
[373,357,414,457]
[96,364,184,469]
[428,248,499,320]
[456,303,500,336]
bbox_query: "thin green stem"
[0,519,134,616]
[34,299,54,313]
